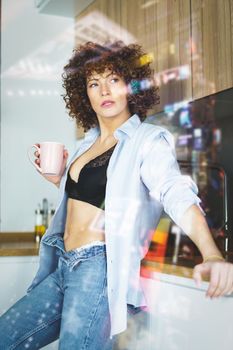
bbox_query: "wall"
[1,0,76,231]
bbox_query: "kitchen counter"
[141,258,194,279]
[0,232,39,256]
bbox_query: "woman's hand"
[193,260,233,298]
[178,205,233,298]
[34,144,69,187]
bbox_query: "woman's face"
[86,68,130,120]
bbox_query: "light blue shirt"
[28,114,202,338]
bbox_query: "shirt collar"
[84,114,142,142]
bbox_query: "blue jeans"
[0,238,115,349]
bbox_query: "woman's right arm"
[34,144,69,188]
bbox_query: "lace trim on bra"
[84,144,116,168]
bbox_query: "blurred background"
[1,1,233,349]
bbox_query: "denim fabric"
[0,240,115,350]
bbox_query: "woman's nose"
[100,84,110,96]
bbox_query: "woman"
[0,41,233,349]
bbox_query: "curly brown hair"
[62,41,160,132]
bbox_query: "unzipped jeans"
[0,237,115,350]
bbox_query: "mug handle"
[27,144,42,173]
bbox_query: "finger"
[212,264,229,297]
[206,263,221,298]
[34,151,40,157]
[222,264,233,296]
[63,149,69,158]
[229,283,233,295]
[192,264,209,287]
[222,280,233,296]
[193,266,202,287]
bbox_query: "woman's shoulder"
[137,121,174,146]
[135,122,176,160]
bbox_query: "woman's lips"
[101,100,115,108]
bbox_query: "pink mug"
[28,142,64,175]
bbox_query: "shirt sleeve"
[140,129,205,226]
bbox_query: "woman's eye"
[110,77,119,83]
[89,82,98,88]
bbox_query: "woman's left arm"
[179,204,233,298]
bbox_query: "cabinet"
[75,0,233,122]
[0,256,58,350]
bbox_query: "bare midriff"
[63,136,118,252]
[64,199,106,251]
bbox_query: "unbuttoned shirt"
[28,114,203,338]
